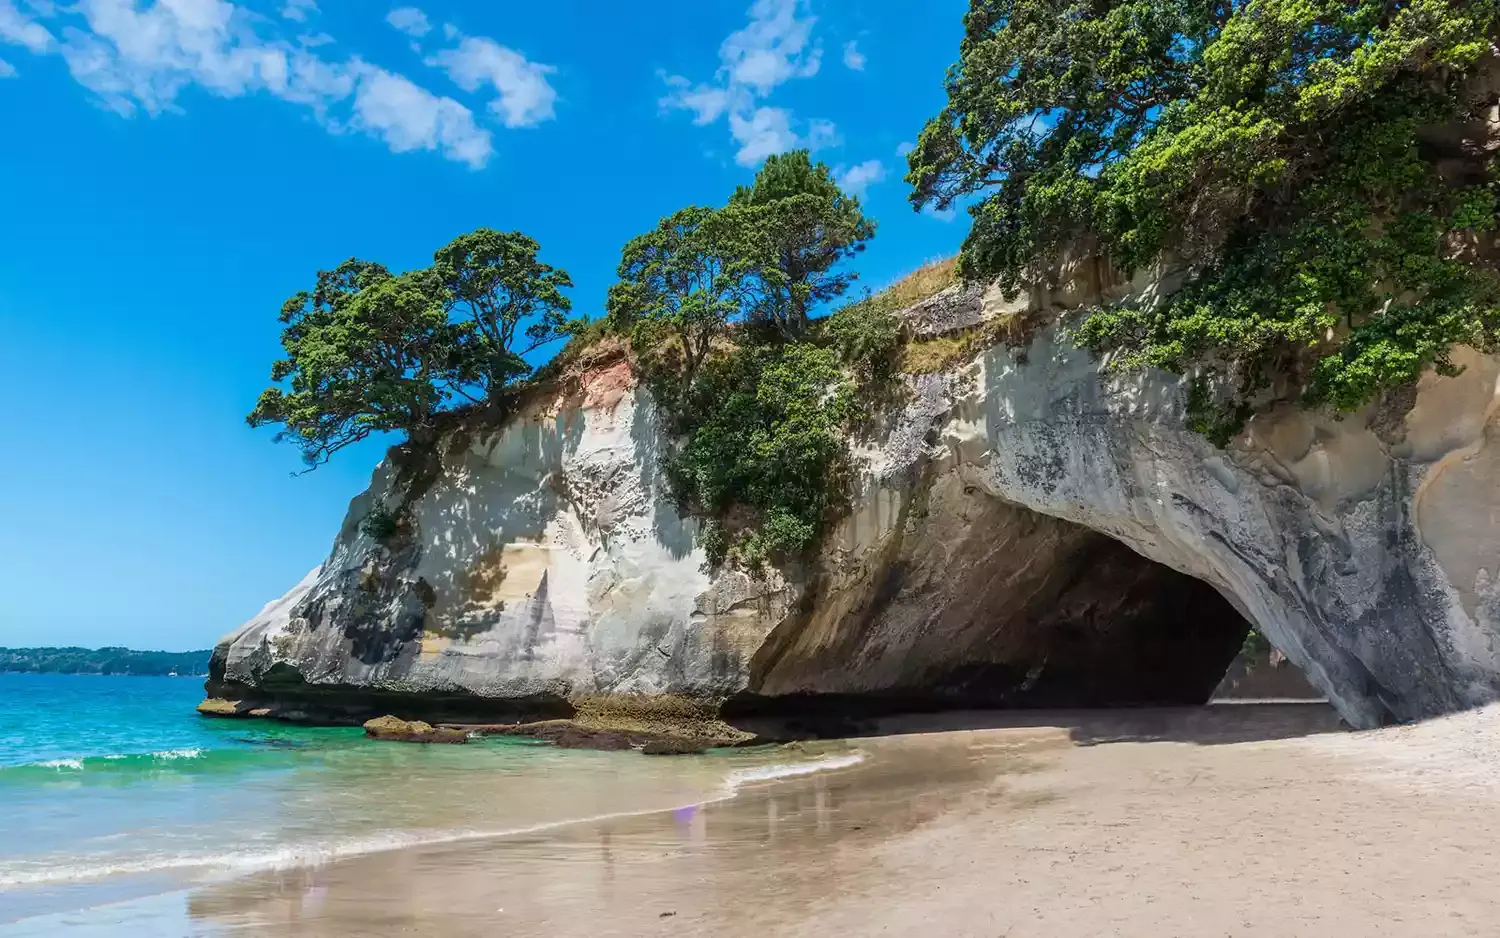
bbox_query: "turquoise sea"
[0,673,859,931]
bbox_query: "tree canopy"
[606,205,761,392]
[730,150,877,338]
[249,230,575,468]
[432,228,574,393]
[604,149,887,568]
[909,0,1500,418]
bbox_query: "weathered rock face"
[209,359,787,724]
[208,271,1500,731]
[745,472,1250,713]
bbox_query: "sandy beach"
[9,703,1465,937]
[6,701,1496,937]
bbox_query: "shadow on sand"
[734,700,1346,748]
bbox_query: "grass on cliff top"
[853,257,959,319]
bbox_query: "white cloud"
[298,31,332,48]
[658,72,734,126]
[659,0,834,168]
[841,40,864,71]
[729,106,795,166]
[385,6,429,38]
[0,55,14,76]
[725,108,840,168]
[279,0,315,23]
[923,205,958,222]
[56,0,294,117]
[896,140,914,157]
[349,62,491,167]
[426,34,555,129]
[6,0,496,168]
[0,0,55,53]
[835,159,884,198]
[720,0,819,95]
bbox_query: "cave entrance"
[748,477,1302,715]
[1211,638,1323,702]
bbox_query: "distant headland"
[0,647,211,677]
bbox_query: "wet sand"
[23,702,1500,937]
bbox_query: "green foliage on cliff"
[608,151,889,569]
[668,343,857,567]
[910,0,1500,425]
[359,505,402,542]
[249,229,577,468]
[0,647,210,676]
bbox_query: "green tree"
[247,261,469,468]
[667,342,855,567]
[432,228,575,393]
[731,150,877,338]
[606,205,760,394]
[910,0,1500,421]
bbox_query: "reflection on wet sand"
[183,705,1364,938]
[187,726,1057,937]
[34,702,1499,937]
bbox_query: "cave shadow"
[728,700,1346,748]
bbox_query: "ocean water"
[0,673,860,928]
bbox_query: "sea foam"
[0,751,865,888]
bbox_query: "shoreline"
[15,701,1500,936]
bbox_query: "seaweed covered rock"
[363,715,467,744]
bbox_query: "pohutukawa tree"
[909,0,1500,428]
[606,205,762,394]
[731,150,877,338]
[432,228,574,393]
[249,230,576,468]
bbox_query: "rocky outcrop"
[206,267,1500,731]
[363,715,468,744]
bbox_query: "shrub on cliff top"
[910,0,1500,427]
[665,342,856,568]
[608,150,884,569]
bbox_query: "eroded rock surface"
[363,715,467,744]
[208,271,1500,730]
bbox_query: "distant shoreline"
[0,671,206,677]
[0,647,210,678]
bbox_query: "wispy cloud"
[426,33,556,129]
[384,6,429,38]
[0,0,499,168]
[728,106,796,166]
[719,0,819,94]
[841,40,864,71]
[659,0,836,168]
[279,0,316,24]
[0,0,54,54]
[834,159,884,198]
[896,140,914,156]
[0,55,15,76]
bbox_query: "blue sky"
[0,0,968,651]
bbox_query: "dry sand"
[61,703,1500,936]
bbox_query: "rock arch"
[749,319,1500,730]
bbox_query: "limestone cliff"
[207,268,1500,731]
